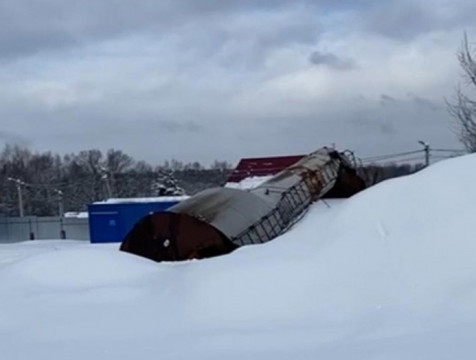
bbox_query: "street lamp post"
[52,188,66,239]
[52,189,64,217]
[97,165,113,199]
[102,173,113,199]
[418,140,430,167]
[7,177,25,217]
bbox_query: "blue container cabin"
[88,198,185,243]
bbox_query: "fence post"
[29,219,35,240]
[60,217,66,239]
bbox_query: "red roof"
[227,155,305,183]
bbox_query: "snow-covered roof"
[63,212,89,219]
[93,196,189,204]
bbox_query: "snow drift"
[1,155,476,359]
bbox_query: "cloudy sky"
[1,0,475,164]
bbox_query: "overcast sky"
[1,0,475,164]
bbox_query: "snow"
[93,196,189,204]
[64,211,89,218]
[1,155,476,359]
[224,175,273,190]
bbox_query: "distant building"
[226,154,305,187]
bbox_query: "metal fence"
[0,216,89,243]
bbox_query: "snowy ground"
[1,155,476,359]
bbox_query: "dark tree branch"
[448,33,476,152]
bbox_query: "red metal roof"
[227,155,305,183]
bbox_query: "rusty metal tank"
[120,148,365,262]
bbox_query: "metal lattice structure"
[232,149,341,246]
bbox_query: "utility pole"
[52,188,66,239]
[53,189,64,217]
[418,140,430,167]
[97,165,113,199]
[7,177,25,217]
[102,173,113,199]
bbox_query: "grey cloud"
[411,95,441,111]
[1,0,473,61]
[362,1,433,40]
[0,0,326,60]
[380,94,397,106]
[379,122,397,135]
[349,113,397,137]
[309,51,356,70]
[0,96,208,163]
[0,131,31,146]
[179,8,321,71]
[0,77,460,165]
[359,0,476,40]
[159,120,203,133]
[0,0,466,165]
[0,28,78,61]
[379,94,441,111]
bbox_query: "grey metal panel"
[0,217,89,243]
[6,217,35,241]
[169,187,274,240]
[253,148,339,197]
[36,217,61,239]
[0,217,8,241]
[62,218,89,240]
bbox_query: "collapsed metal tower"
[120,147,365,262]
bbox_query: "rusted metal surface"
[324,166,366,198]
[169,187,274,242]
[121,147,366,262]
[120,211,236,261]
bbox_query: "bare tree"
[448,33,476,152]
[210,160,233,170]
[105,149,134,174]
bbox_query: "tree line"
[0,145,232,217]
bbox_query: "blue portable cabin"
[88,197,187,243]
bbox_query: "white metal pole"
[8,177,25,217]
[17,183,24,217]
[418,140,431,167]
[58,190,64,217]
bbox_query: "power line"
[361,150,423,162]
[363,156,426,164]
[431,149,467,153]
